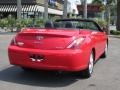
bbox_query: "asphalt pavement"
[0,34,120,90]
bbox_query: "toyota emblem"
[36,36,44,40]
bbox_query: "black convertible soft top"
[55,18,96,22]
[55,18,103,32]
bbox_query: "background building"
[0,0,64,19]
[77,4,102,18]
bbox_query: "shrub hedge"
[110,30,120,35]
[0,17,44,32]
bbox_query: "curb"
[0,32,17,35]
[108,35,120,38]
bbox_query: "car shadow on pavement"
[0,66,85,87]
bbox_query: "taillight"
[67,37,85,49]
[10,37,17,45]
[11,37,24,46]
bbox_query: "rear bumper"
[8,46,89,71]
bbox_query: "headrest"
[44,21,54,28]
[65,22,73,28]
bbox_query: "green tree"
[106,0,116,33]
[63,0,68,18]
[44,0,48,21]
[92,0,102,5]
[117,0,120,30]
[80,0,87,19]
[92,0,116,34]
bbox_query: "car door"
[87,21,107,60]
[92,31,107,58]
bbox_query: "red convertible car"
[8,19,108,78]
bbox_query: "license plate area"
[29,54,45,62]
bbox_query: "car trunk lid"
[16,28,79,50]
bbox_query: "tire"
[81,52,94,78]
[101,43,108,58]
